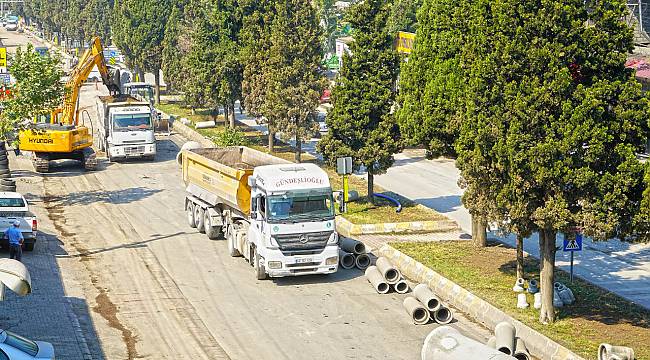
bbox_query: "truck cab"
[247,164,339,278]
[97,96,156,161]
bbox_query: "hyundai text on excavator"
[18,37,120,172]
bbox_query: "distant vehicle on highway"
[0,329,55,359]
[0,192,37,251]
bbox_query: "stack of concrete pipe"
[364,256,409,294]
[598,343,635,360]
[422,326,516,360]
[339,238,371,270]
[485,322,531,360]
[410,283,454,325]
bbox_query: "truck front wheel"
[186,202,196,228]
[254,248,267,280]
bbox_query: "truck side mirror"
[247,177,257,188]
[251,211,257,220]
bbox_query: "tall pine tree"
[318,0,401,200]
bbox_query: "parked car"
[0,192,37,251]
[5,20,18,31]
[0,329,54,359]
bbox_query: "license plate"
[295,257,313,264]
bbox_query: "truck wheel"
[254,249,267,280]
[204,211,222,240]
[186,202,196,228]
[227,226,241,257]
[195,206,206,233]
[24,243,34,252]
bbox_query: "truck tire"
[186,202,196,228]
[195,206,206,233]
[254,248,267,280]
[227,226,241,257]
[24,243,34,252]
[204,211,222,240]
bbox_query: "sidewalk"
[375,149,650,310]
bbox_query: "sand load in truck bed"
[181,146,291,215]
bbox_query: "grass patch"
[160,100,447,226]
[392,241,650,359]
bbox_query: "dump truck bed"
[182,146,291,215]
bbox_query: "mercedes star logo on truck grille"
[299,234,308,244]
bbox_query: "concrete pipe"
[516,293,529,309]
[177,141,202,165]
[494,322,516,355]
[512,278,525,292]
[598,343,635,360]
[487,336,496,348]
[553,290,564,308]
[340,238,366,255]
[554,282,566,291]
[394,279,409,294]
[413,283,441,312]
[365,266,389,294]
[558,287,574,305]
[195,120,217,129]
[355,253,371,270]
[421,326,516,360]
[403,296,430,325]
[513,338,530,360]
[376,256,401,284]
[527,279,539,294]
[433,306,453,325]
[339,250,355,270]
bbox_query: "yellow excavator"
[18,37,121,172]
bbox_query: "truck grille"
[274,231,332,254]
[125,146,145,155]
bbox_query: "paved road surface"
[2,29,492,359]
[375,149,650,310]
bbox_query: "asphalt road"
[1,29,492,359]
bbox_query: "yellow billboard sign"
[395,32,415,54]
[0,48,7,68]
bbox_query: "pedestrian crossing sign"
[563,233,582,252]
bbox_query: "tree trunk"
[223,105,229,127]
[154,69,161,105]
[229,100,236,128]
[516,233,524,279]
[295,134,302,163]
[268,129,274,153]
[472,216,487,247]
[539,229,557,324]
[368,172,375,204]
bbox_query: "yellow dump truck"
[181,146,340,279]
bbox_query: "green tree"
[386,0,422,34]
[455,0,649,324]
[241,0,276,151]
[318,0,401,200]
[161,0,191,93]
[0,45,64,142]
[267,0,324,162]
[112,0,171,104]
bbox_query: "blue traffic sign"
[563,233,582,252]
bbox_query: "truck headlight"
[325,256,338,265]
[328,232,339,245]
[267,261,282,269]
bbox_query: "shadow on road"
[0,231,106,359]
[55,231,188,259]
[416,195,463,214]
[44,187,162,206]
[274,267,363,286]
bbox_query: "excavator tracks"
[33,153,50,173]
[83,147,98,171]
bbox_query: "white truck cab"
[97,96,156,161]
[247,164,339,277]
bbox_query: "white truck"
[96,95,156,161]
[0,192,37,251]
[181,146,339,279]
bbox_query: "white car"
[5,22,17,31]
[0,192,37,251]
[0,330,54,359]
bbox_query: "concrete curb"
[378,244,584,360]
[336,213,460,237]
[164,113,215,148]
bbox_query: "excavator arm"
[56,37,120,126]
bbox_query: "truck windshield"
[0,198,25,207]
[128,87,153,103]
[267,190,335,223]
[113,114,152,131]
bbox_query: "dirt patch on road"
[94,288,139,360]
